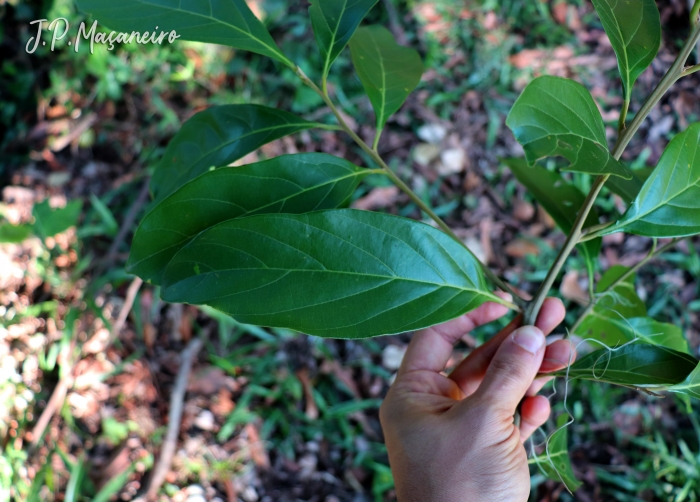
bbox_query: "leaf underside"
[75,0,290,64]
[161,209,498,339]
[559,343,698,388]
[150,105,317,202]
[591,0,661,101]
[129,153,371,284]
[506,76,632,179]
[605,123,700,237]
[619,317,690,354]
[576,265,646,346]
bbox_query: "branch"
[682,63,700,77]
[524,22,700,325]
[142,337,203,501]
[569,238,684,333]
[30,374,72,447]
[579,221,614,242]
[294,67,524,308]
[108,277,144,346]
[524,175,609,324]
[102,177,151,272]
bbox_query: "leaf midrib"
[130,169,366,269]
[167,263,489,296]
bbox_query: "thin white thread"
[528,313,655,492]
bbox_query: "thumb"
[473,326,546,416]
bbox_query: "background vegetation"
[1,0,700,500]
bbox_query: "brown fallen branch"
[141,337,203,501]
[103,177,151,269]
[29,373,72,448]
[108,276,144,346]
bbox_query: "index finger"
[398,294,512,377]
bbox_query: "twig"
[104,177,151,268]
[524,175,609,324]
[142,337,203,500]
[108,277,144,346]
[30,374,72,447]
[29,334,78,448]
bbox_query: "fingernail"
[512,327,545,354]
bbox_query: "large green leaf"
[603,123,700,237]
[75,0,291,65]
[129,153,372,284]
[619,317,690,354]
[506,76,631,179]
[310,0,379,79]
[150,105,318,202]
[591,0,661,101]
[576,266,647,346]
[161,209,501,339]
[349,26,423,132]
[529,414,582,492]
[556,344,698,388]
[503,158,601,273]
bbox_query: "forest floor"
[2,0,700,500]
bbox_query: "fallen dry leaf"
[244,423,270,469]
[560,270,589,306]
[513,201,535,222]
[296,368,319,420]
[352,186,400,211]
[505,239,540,258]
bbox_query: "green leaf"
[310,0,379,79]
[89,193,119,237]
[129,153,372,284]
[150,105,318,202]
[349,26,423,132]
[65,456,86,502]
[502,158,601,273]
[0,223,32,243]
[603,123,700,237]
[619,317,690,354]
[555,344,698,388]
[162,209,501,339]
[576,265,647,346]
[669,362,700,400]
[75,0,291,65]
[92,463,137,502]
[605,167,653,204]
[33,199,82,239]
[591,0,661,101]
[506,76,631,179]
[529,414,582,492]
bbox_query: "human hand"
[380,296,573,502]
